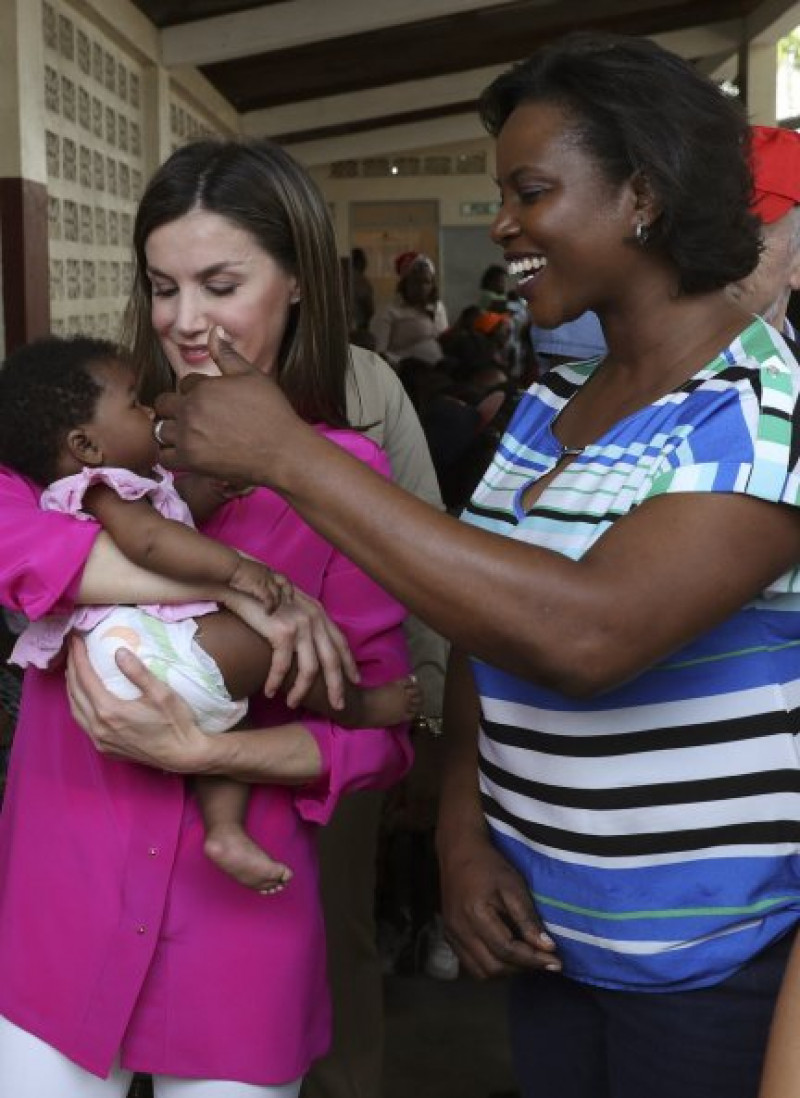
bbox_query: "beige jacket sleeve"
[346,345,449,716]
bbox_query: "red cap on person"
[750,125,800,224]
[395,251,435,278]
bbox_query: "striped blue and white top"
[461,317,800,991]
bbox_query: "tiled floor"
[383,972,516,1098]
[128,972,517,1098]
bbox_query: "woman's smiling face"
[145,207,300,382]
[490,100,635,329]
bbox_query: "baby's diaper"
[82,606,247,734]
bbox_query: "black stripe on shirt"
[479,754,800,810]
[480,707,799,757]
[483,794,800,856]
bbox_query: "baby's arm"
[82,483,284,610]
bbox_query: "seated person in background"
[0,334,419,893]
[371,252,449,367]
[448,303,483,334]
[478,263,509,312]
[504,288,536,383]
[473,309,514,370]
[440,317,516,407]
[723,127,800,1098]
[728,125,800,338]
[349,246,375,337]
[398,351,517,512]
[397,357,482,476]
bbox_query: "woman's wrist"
[191,723,323,785]
[437,770,488,852]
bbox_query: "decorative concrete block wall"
[39,0,237,344]
[43,0,146,339]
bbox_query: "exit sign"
[460,201,501,216]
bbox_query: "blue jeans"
[508,932,794,1098]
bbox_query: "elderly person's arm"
[759,931,800,1098]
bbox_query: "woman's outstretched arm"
[153,333,800,698]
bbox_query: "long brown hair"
[122,138,350,425]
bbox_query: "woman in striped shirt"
[70,32,800,1098]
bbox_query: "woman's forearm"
[164,346,800,695]
[437,649,488,856]
[77,532,224,606]
[190,721,323,784]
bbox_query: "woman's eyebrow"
[146,261,245,279]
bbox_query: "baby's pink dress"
[11,464,215,670]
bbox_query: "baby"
[0,335,419,892]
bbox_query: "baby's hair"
[0,334,123,486]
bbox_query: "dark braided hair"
[0,335,121,486]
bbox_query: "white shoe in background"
[423,915,460,980]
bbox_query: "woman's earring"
[635,220,650,246]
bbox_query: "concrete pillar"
[743,40,780,124]
[141,65,173,182]
[0,0,50,353]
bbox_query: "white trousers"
[0,1016,302,1098]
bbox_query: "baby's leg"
[196,775,292,894]
[182,616,295,890]
[304,673,422,728]
[189,609,277,700]
[82,609,292,892]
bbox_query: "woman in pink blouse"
[0,139,412,1098]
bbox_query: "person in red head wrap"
[729,125,800,334]
[371,251,448,367]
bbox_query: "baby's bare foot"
[205,825,292,894]
[363,674,424,727]
[402,674,423,720]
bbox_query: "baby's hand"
[229,556,291,611]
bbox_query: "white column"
[746,41,780,124]
[0,0,47,182]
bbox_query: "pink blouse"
[0,429,412,1085]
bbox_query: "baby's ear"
[65,426,103,468]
